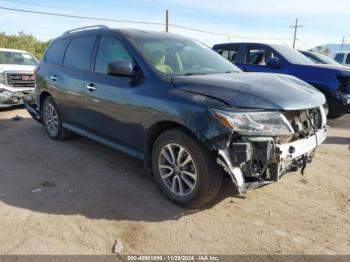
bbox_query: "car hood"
[310,63,350,70]
[0,64,36,73]
[172,72,326,110]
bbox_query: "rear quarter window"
[217,47,239,63]
[45,39,67,64]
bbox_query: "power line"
[170,23,289,40]
[0,6,164,26]
[0,5,290,41]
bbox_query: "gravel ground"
[0,107,349,255]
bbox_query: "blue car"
[213,43,350,118]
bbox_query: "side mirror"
[107,60,134,77]
[266,57,281,68]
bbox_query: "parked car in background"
[213,43,350,118]
[25,26,327,208]
[0,48,38,108]
[300,50,340,65]
[334,51,350,67]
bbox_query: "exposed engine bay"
[216,106,327,192]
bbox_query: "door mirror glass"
[107,60,134,77]
[266,57,281,68]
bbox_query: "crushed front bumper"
[0,85,34,108]
[217,128,327,193]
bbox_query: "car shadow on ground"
[0,104,24,112]
[0,116,242,222]
[324,136,350,146]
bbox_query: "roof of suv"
[57,25,186,40]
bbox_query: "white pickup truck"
[0,48,38,108]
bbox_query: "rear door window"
[244,47,274,65]
[64,35,96,71]
[218,47,239,63]
[45,39,67,64]
[335,53,345,64]
[95,35,133,74]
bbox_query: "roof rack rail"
[63,25,109,35]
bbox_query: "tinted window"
[45,39,67,64]
[95,35,133,74]
[64,35,96,71]
[346,54,350,64]
[334,53,344,63]
[245,47,274,65]
[218,47,239,63]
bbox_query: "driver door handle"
[86,83,96,91]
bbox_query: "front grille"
[283,107,323,142]
[6,73,35,88]
[337,76,350,94]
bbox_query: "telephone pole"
[290,19,303,49]
[340,36,346,51]
[165,9,169,32]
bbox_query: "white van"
[334,51,350,67]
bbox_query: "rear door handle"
[86,83,96,91]
[50,75,58,81]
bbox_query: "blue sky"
[0,0,348,49]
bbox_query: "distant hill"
[310,43,350,57]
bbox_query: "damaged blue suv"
[25,26,327,208]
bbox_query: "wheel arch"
[39,91,52,111]
[144,120,200,170]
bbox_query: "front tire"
[42,96,71,140]
[152,128,223,209]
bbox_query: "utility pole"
[290,19,303,49]
[165,9,169,32]
[340,36,346,51]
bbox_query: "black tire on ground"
[152,128,223,209]
[42,96,71,141]
[325,98,344,119]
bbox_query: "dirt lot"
[0,107,349,255]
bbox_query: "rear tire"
[152,128,223,209]
[42,96,71,141]
[325,98,344,119]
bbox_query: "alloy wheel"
[158,143,198,197]
[44,103,59,137]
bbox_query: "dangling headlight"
[209,108,294,136]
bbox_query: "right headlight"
[209,108,294,136]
